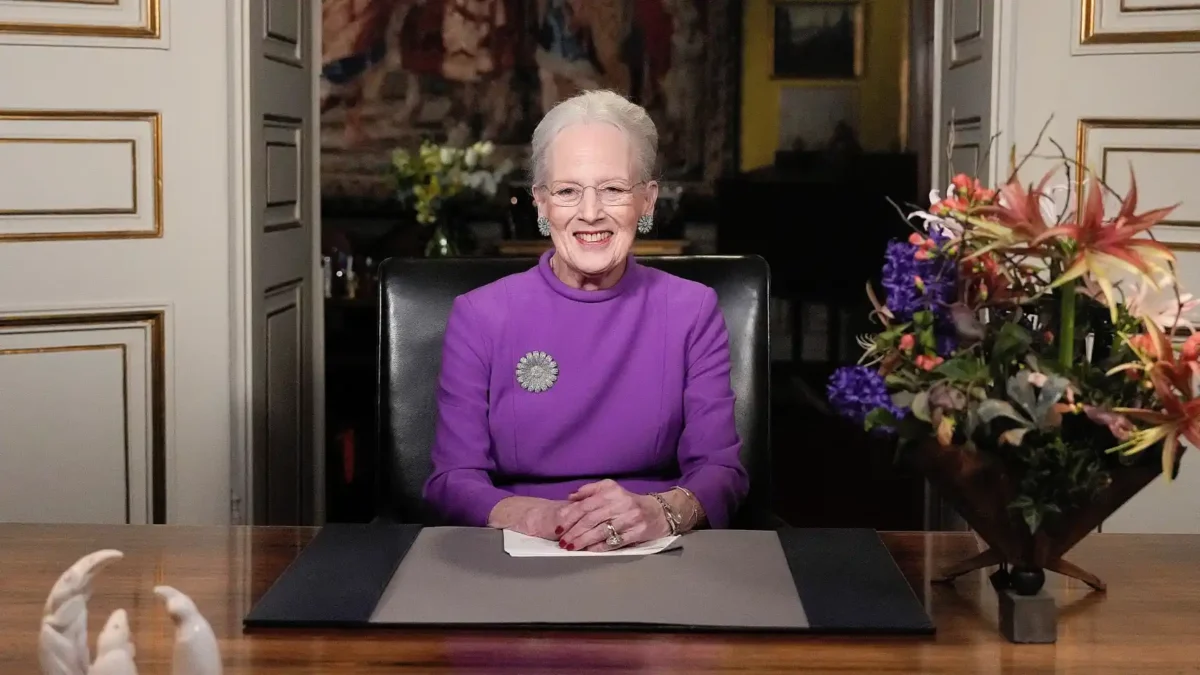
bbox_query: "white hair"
[530,89,659,186]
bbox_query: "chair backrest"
[376,255,771,525]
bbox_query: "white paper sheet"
[502,529,682,557]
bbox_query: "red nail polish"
[558,539,565,548]
[555,526,563,535]
[566,543,575,551]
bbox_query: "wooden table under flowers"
[825,151,1193,641]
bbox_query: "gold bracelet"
[670,486,701,530]
[650,492,682,536]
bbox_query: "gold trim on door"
[1081,0,1200,44]
[34,0,121,5]
[0,110,162,242]
[0,0,159,38]
[1120,0,1200,12]
[0,343,134,521]
[0,309,167,522]
[1075,118,1200,226]
[0,138,137,216]
[1100,146,1200,226]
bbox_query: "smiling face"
[535,122,657,289]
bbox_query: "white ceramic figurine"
[38,550,222,675]
[155,586,222,675]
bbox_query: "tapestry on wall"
[320,0,738,202]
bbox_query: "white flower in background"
[908,183,964,236]
[464,147,479,169]
[1122,277,1200,333]
[440,147,455,165]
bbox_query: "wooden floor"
[2,523,1198,673]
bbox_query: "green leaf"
[1023,505,1043,534]
[891,391,916,408]
[1006,372,1039,419]
[911,391,931,422]
[918,326,937,352]
[864,407,900,432]
[877,323,913,343]
[1009,495,1034,509]
[977,399,1032,426]
[1033,378,1070,424]
[935,357,987,382]
[964,405,981,438]
[992,322,1033,364]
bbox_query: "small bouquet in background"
[826,139,1194,535]
[390,139,514,225]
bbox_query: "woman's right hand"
[487,496,564,540]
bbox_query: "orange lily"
[975,168,1059,242]
[1112,370,1200,480]
[1033,171,1178,318]
[1108,315,1200,400]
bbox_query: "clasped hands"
[513,479,671,552]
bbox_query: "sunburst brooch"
[516,350,558,393]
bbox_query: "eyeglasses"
[534,182,645,207]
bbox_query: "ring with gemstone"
[604,521,623,547]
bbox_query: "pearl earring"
[537,216,550,236]
[637,214,653,234]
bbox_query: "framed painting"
[772,0,865,80]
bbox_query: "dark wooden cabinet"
[716,152,928,531]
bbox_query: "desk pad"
[243,524,934,635]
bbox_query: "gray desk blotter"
[370,527,810,629]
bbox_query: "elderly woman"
[422,89,748,552]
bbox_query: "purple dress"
[422,249,749,528]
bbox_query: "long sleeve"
[675,288,750,529]
[422,294,513,526]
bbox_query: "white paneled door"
[0,1,323,527]
[231,0,322,527]
[934,0,1200,533]
[932,0,1001,189]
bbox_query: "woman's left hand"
[554,480,669,551]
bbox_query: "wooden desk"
[2,525,1198,673]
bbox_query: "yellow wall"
[740,0,909,172]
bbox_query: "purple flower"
[881,234,958,321]
[827,365,905,431]
[936,331,959,357]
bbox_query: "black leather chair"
[375,255,776,528]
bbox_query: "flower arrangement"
[391,139,514,255]
[827,145,1193,537]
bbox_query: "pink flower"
[899,334,915,351]
[915,354,944,371]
